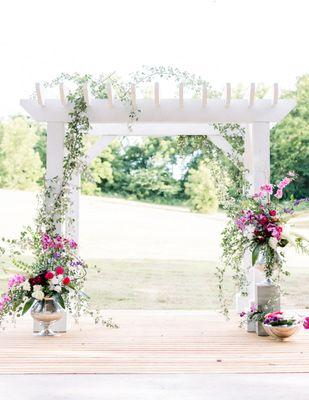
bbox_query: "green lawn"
[1,259,308,310]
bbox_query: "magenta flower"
[0,293,11,311]
[278,177,291,190]
[239,311,246,317]
[303,317,309,330]
[8,274,26,289]
[69,239,78,249]
[274,188,283,199]
[260,184,273,195]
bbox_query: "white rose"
[22,281,31,291]
[32,290,44,301]
[51,277,58,285]
[54,285,61,293]
[33,285,42,292]
[269,237,278,250]
[243,225,255,240]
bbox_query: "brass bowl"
[263,323,301,341]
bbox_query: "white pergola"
[21,81,296,309]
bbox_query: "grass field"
[2,258,308,310]
[0,189,308,310]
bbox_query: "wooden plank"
[0,311,308,374]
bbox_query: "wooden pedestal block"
[33,312,70,333]
[255,282,280,336]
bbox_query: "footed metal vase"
[31,297,64,336]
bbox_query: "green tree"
[270,75,309,198]
[0,116,43,189]
[185,162,218,213]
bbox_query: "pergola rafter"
[20,80,296,310]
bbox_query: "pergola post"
[66,174,81,242]
[46,122,65,234]
[246,122,270,305]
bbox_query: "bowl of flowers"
[263,311,301,340]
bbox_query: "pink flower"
[69,240,77,249]
[278,177,291,190]
[0,293,11,311]
[45,271,54,280]
[274,188,283,199]
[303,317,309,330]
[8,274,26,289]
[55,266,64,275]
[62,276,71,285]
[260,184,273,195]
[269,210,276,216]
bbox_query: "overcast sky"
[0,0,308,117]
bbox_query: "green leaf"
[56,294,65,309]
[22,298,34,315]
[252,244,261,266]
[278,238,288,247]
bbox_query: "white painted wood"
[248,83,255,107]
[106,83,113,107]
[154,82,160,107]
[179,82,184,108]
[20,98,296,124]
[131,84,136,111]
[86,136,115,164]
[83,83,89,105]
[59,83,67,106]
[66,173,81,242]
[202,83,207,107]
[272,83,279,107]
[35,82,44,106]
[207,135,242,164]
[248,122,270,304]
[46,122,65,234]
[224,83,231,108]
[89,123,243,137]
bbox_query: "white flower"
[22,281,31,291]
[54,285,61,293]
[57,274,63,281]
[269,237,278,250]
[51,277,59,285]
[243,225,255,240]
[32,290,44,301]
[33,285,42,292]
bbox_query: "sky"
[0,0,308,117]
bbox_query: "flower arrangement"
[263,311,298,327]
[0,229,115,329]
[234,172,308,278]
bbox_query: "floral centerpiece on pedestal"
[0,229,115,331]
[234,172,308,280]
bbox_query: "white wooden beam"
[89,123,243,137]
[131,84,136,111]
[272,83,279,107]
[202,83,208,107]
[248,83,255,107]
[46,122,65,234]
[59,83,67,106]
[106,83,113,107]
[86,135,115,164]
[207,134,243,165]
[179,82,184,108]
[66,173,80,242]
[35,83,44,106]
[224,83,231,108]
[83,83,89,105]
[20,97,296,124]
[154,82,160,107]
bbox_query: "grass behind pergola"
[1,259,308,310]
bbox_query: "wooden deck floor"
[0,310,308,374]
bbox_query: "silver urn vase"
[31,297,64,336]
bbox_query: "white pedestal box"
[33,312,70,333]
[255,282,280,336]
